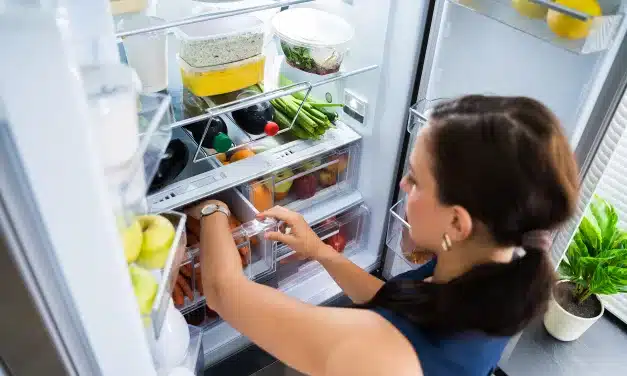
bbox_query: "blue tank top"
[373,260,509,376]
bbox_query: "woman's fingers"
[264,230,293,245]
[258,206,300,224]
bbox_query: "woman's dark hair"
[368,95,579,336]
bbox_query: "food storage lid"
[272,8,354,48]
[175,14,264,41]
[177,54,265,72]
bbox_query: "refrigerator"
[1,0,627,375]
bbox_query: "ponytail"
[367,247,554,336]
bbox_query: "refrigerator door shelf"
[450,0,624,54]
[386,199,435,276]
[148,121,361,212]
[141,211,188,340]
[107,92,173,225]
[173,186,277,316]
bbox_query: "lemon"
[512,0,548,19]
[547,0,602,40]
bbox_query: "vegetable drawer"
[173,187,277,322]
[386,198,435,270]
[241,144,359,213]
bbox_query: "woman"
[187,95,579,376]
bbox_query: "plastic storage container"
[276,204,370,263]
[241,145,358,213]
[176,14,265,68]
[178,54,265,97]
[272,8,354,75]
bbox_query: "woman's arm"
[259,206,384,304]
[196,205,421,375]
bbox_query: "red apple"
[293,174,318,199]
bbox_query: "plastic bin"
[245,145,358,213]
[176,14,265,68]
[178,54,265,97]
[173,187,277,321]
[276,204,370,263]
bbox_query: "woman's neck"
[432,244,514,283]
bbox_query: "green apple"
[302,159,322,171]
[121,219,143,263]
[129,264,158,316]
[274,169,295,197]
[135,214,176,269]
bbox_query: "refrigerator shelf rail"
[115,0,315,38]
[450,0,624,54]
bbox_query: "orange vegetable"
[250,183,273,211]
[173,283,185,306]
[177,275,194,300]
[229,148,255,163]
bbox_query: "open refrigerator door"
[2,0,430,374]
[383,0,627,279]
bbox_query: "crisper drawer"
[274,204,370,277]
[171,186,277,327]
[240,144,359,213]
[386,198,435,273]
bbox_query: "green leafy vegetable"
[559,195,627,304]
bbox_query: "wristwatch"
[200,203,230,219]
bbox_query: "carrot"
[179,264,192,278]
[173,283,185,307]
[177,275,194,300]
[194,267,204,294]
[239,246,251,265]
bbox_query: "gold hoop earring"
[441,233,452,252]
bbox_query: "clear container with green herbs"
[272,8,354,76]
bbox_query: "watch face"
[201,204,218,216]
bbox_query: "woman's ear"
[449,206,473,242]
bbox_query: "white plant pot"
[543,281,604,341]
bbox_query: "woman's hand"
[258,206,337,262]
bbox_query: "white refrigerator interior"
[4,0,627,374]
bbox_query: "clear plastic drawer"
[173,187,277,323]
[276,204,370,264]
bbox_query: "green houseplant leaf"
[559,195,627,304]
[578,216,602,255]
[589,195,619,250]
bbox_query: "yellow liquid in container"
[178,55,265,97]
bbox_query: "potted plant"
[544,195,627,341]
